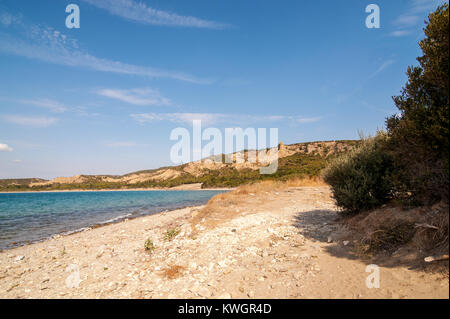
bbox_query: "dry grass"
[412,202,449,252]
[362,223,416,253]
[283,176,327,187]
[163,265,186,279]
[234,176,326,195]
[345,202,449,265]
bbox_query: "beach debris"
[415,223,439,230]
[108,282,118,291]
[293,272,302,280]
[7,283,19,292]
[14,255,25,262]
[198,287,212,298]
[327,236,333,243]
[299,253,310,259]
[424,254,449,263]
[218,292,232,299]
[343,241,350,246]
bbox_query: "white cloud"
[131,113,321,126]
[409,0,446,14]
[19,98,68,113]
[390,0,447,36]
[3,115,58,127]
[0,12,211,84]
[131,112,222,125]
[393,15,421,28]
[97,88,171,106]
[105,141,138,147]
[295,117,322,124]
[0,143,13,152]
[80,0,229,29]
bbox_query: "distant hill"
[0,140,358,192]
[0,178,48,188]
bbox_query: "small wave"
[61,227,92,236]
[100,213,133,225]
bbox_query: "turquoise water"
[0,190,225,250]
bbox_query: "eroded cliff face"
[22,140,356,188]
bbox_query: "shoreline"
[0,187,234,194]
[0,203,205,254]
[0,186,229,251]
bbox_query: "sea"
[0,190,225,251]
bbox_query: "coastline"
[0,186,234,194]
[0,203,205,253]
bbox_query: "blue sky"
[0,0,447,179]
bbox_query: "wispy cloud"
[369,59,395,78]
[0,11,211,84]
[0,143,13,152]
[97,88,171,106]
[131,112,222,125]
[80,0,230,29]
[19,98,68,113]
[0,97,103,117]
[3,115,58,127]
[105,141,138,147]
[393,14,420,28]
[389,30,412,37]
[296,117,322,124]
[390,0,447,37]
[0,12,22,27]
[130,113,321,126]
[335,58,396,104]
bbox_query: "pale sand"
[0,186,448,299]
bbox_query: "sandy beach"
[0,186,448,299]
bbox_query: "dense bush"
[386,4,449,205]
[323,132,394,215]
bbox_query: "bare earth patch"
[0,187,448,299]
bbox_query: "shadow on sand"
[291,209,445,271]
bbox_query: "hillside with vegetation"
[0,140,358,192]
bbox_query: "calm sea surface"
[0,190,225,250]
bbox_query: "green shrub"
[323,132,394,214]
[163,228,180,241]
[144,239,155,252]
